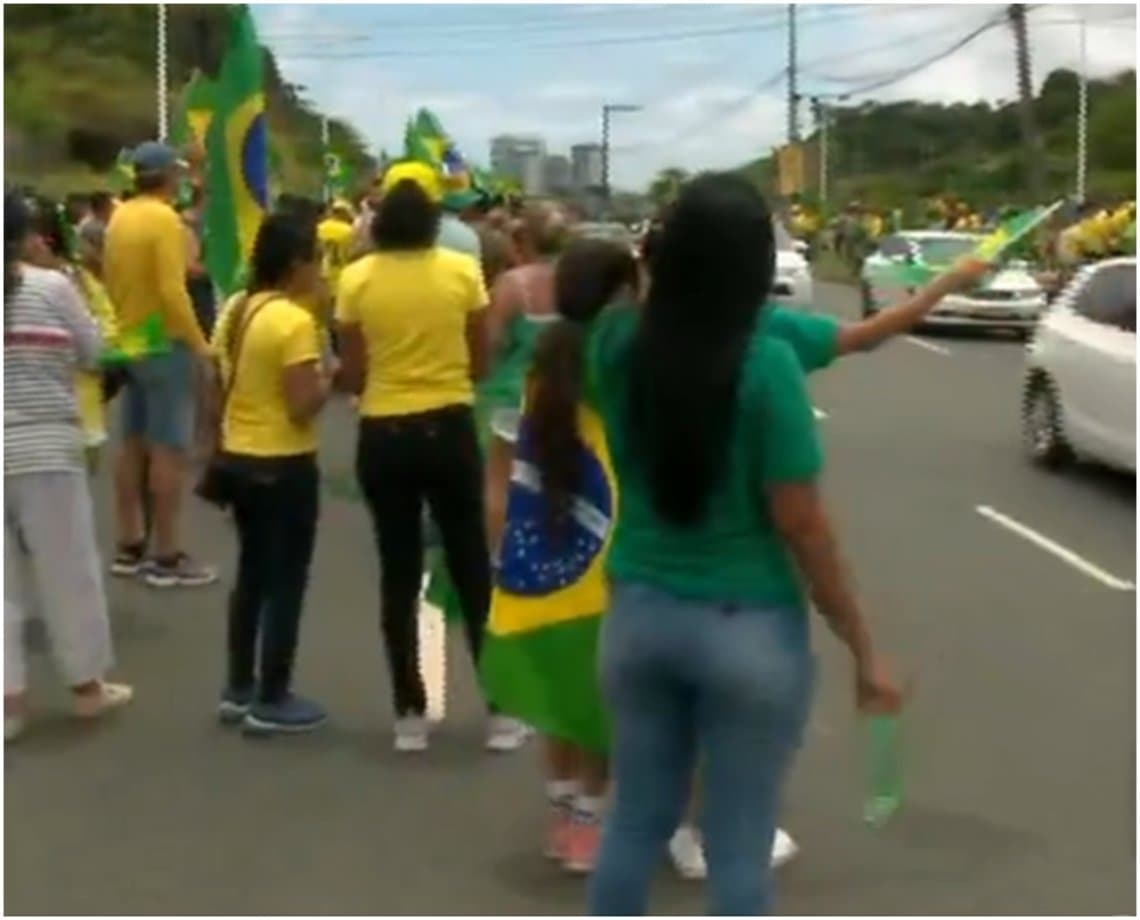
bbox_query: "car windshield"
[911,235,978,266]
[772,218,796,252]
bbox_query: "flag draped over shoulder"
[479,405,616,753]
[204,6,268,297]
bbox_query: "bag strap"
[216,293,285,421]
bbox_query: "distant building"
[490,135,547,196]
[571,143,604,193]
[543,154,572,196]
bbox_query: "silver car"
[860,231,1046,336]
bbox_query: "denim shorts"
[120,343,195,451]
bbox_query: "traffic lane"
[807,286,1135,580]
[785,317,1135,913]
[780,418,1134,914]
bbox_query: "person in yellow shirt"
[102,141,215,589]
[318,199,356,292]
[209,212,331,736]
[335,161,513,753]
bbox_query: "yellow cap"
[379,162,442,203]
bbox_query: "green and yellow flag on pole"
[204,5,268,297]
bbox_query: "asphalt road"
[5,280,1135,916]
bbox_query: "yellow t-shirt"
[212,292,322,457]
[335,248,488,418]
[318,218,355,292]
[72,269,119,447]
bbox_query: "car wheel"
[1022,374,1072,469]
[859,281,874,318]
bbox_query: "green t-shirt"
[586,303,836,608]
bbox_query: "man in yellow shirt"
[102,141,216,589]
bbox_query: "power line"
[266,5,910,61]
[263,4,789,41]
[814,13,1009,100]
[801,11,999,84]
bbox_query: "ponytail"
[526,237,638,540]
[528,320,587,538]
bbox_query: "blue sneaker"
[242,695,327,736]
[218,687,254,725]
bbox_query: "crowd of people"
[6,139,999,914]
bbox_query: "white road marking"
[813,407,828,420]
[418,575,446,721]
[975,505,1136,591]
[905,336,951,356]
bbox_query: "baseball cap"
[131,141,187,174]
[379,161,442,203]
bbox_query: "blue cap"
[131,141,185,174]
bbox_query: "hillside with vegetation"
[736,67,1136,211]
[4,4,376,197]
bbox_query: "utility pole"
[156,3,169,142]
[787,4,800,143]
[1008,4,1045,202]
[812,97,829,213]
[1076,16,1088,203]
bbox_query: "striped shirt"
[4,265,102,475]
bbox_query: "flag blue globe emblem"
[496,422,613,597]
[240,111,269,209]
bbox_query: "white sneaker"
[669,825,799,879]
[771,828,800,868]
[485,715,530,752]
[669,825,707,880]
[393,715,430,753]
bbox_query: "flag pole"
[157,3,169,142]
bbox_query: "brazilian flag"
[479,404,616,753]
[204,5,268,296]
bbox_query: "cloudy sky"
[253,2,1137,189]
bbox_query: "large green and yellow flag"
[204,5,268,296]
[479,404,616,753]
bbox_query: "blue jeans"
[588,582,814,916]
[121,343,195,451]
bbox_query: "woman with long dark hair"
[210,212,330,735]
[584,173,897,914]
[336,162,523,753]
[4,191,131,741]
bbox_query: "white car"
[861,231,1046,336]
[772,219,813,308]
[1022,257,1136,473]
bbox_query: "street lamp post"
[601,103,641,213]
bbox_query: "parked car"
[1022,257,1136,473]
[861,231,1046,336]
[773,218,813,308]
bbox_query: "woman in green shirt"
[586,174,901,916]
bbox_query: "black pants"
[226,453,319,704]
[356,406,491,717]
